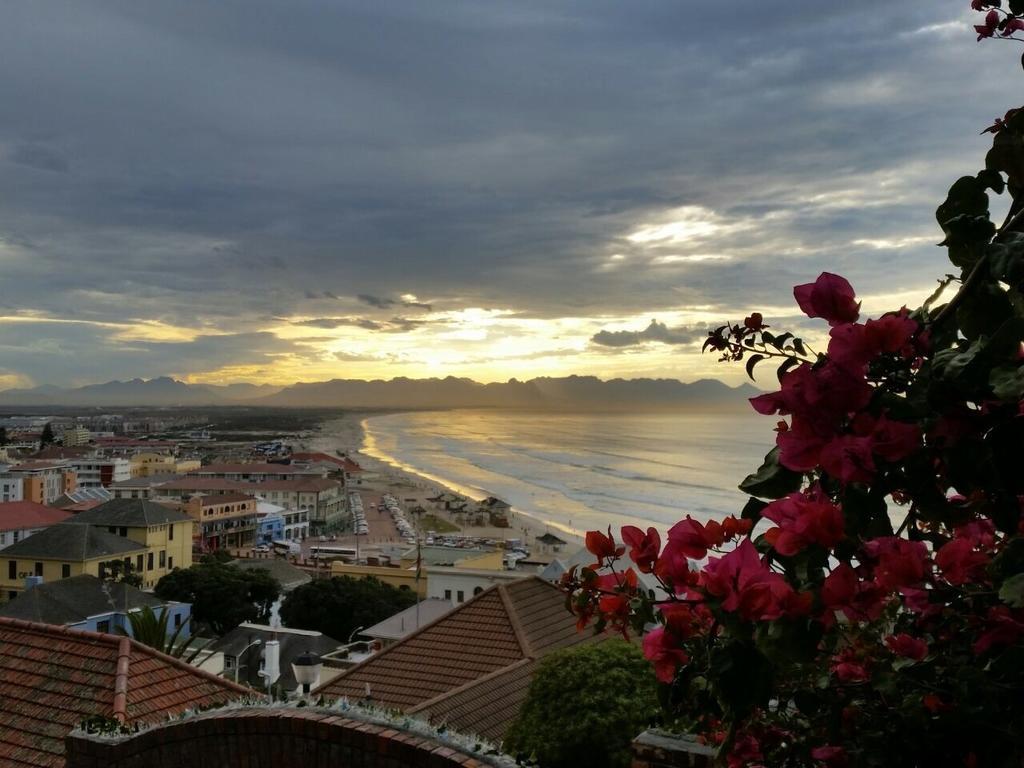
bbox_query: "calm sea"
[361,410,775,540]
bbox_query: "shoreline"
[301,412,584,550]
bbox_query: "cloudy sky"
[0,1,1013,388]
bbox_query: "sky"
[0,1,1015,389]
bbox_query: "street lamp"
[348,626,365,643]
[291,650,323,696]
[234,638,262,684]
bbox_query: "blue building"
[257,506,285,545]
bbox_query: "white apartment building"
[66,458,132,488]
[0,476,23,503]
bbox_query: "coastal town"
[0,408,604,768]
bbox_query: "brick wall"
[65,707,500,768]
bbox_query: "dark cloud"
[293,317,382,330]
[592,320,708,348]
[0,1,1004,382]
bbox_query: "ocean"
[361,410,775,540]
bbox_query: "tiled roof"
[0,574,165,625]
[0,522,146,560]
[0,617,252,767]
[229,558,311,591]
[0,501,72,531]
[195,492,257,505]
[314,576,601,741]
[245,478,341,492]
[155,477,248,491]
[189,463,323,475]
[73,498,193,527]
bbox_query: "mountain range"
[0,375,760,410]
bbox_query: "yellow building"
[0,522,147,601]
[130,453,201,478]
[330,561,428,597]
[69,499,194,589]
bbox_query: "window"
[174,612,182,627]
[108,526,116,534]
[62,563,71,578]
[7,591,16,601]
[0,533,5,545]
[473,586,483,596]
[168,556,173,569]
[159,551,166,568]
[444,589,452,600]
[147,552,154,570]
[34,562,43,577]
[96,620,110,634]
[168,523,174,540]
[457,590,465,603]
[12,531,19,543]
[7,561,16,580]
[137,554,144,572]
[119,527,127,538]
[224,656,235,670]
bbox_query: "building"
[330,560,428,596]
[254,478,346,530]
[0,501,72,550]
[183,493,260,551]
[130,452,200,478]
[229,557,312,592]
[0,616,250,767]
[0,474,22,502]
[66,457,132,488]
[315,577,603,741]
[186,462,328,482]
[60,425,91,447]
[49,486,113,512]
[212,622,345,695]
[257,507,285,544]
[0,522,148,601]
[1,461,77,504]
[0,573,192,638]
[69,499,194,588]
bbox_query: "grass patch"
[419,514,460,533]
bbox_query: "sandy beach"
[300,413,582,555]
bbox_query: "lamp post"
[291,651,323,697]
[348,626,365,643]
[234,638,262,685]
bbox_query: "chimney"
[262,639,280,688]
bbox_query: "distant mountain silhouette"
[0,375,759,410]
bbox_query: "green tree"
[100,558,143,588]
[504,640,661,768]
[279,576,416,641]
[154,562,280,635]
[116,605,210,662]
[39,422,55,447]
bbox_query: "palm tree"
[117,606,210,663]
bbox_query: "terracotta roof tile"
[0,617,252,767]
[0,502,72,531]
[314,576,604,741]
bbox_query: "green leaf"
[740,496,767,522]
[745,354,765,381]
[990,365,1024,400]
[709,641,773,718]
[777,356,800,382]
[739,447,803,499]
[999,573,1024,608]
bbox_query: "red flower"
[869,415,921,463]
[811,746,848,766]
[1002,15,1024,35]
[794,272,861,326]
[864,537,929,591]
[762,491,845,556]
[702,539,794,621]
[865,310,918,356]
[935,537,990,586]
[653,539,697,590]
[727,733,764,768]
[642,626,689,683]
[976,8,999,39]
[820,434,876,484]
[668,516,723,560]
[586,527,624,563]
[922,693,947,713]
[621,525,661,573]
[885,633,928,661]
[776,416,828,472]
[973,606,1024,654]
[822,562,887,623]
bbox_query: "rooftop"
[0,574,166,625]
[360,598,453,641]
[189,462,325,476]
[229,558,311,591]
[1,522,146,561]
[314,576,601,741]
[194,492,258,505]
[0,617,251,767]
[210,622,342,691]
[0,501,72,532]
[72,498,192,527]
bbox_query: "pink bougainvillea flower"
[865,309,918,356]
[1002,15,1024,35]
[762,491,845,556]
[976,8,999,39]
[885,633,928,661]
[727,733,764,768]
[973,606,1024,654]
[820,434,876,484]
[794,272,861,326]
[811,746,848,767]
[971,0,989,10]
[935,537,990,585]
[585,527,624,563]
[776,416,828,472]
[621,525,661,573]
[668,516,723,560]
[749,362,817,416]
[702,539,794,621]
[744,312,764,330]
[869,415,922,463]
[822,562,887,623]
[642,626,689,683]
[864,537,929,591]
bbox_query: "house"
[0,522,147,601]
[0,616,250,767]
[130,452,200,478]
[0,501,72,550]
[359,597,453,647]
[426,549,531,605]
[68,499,194,588]
[315,576,604,741]
[0,461,78,504]
[64,457,131,488]
[211,622,345,695]
[60,425,91,447]
[0,573,191,638]
[183,493,260,551]
[186,462,328,483]
[229,557,311,592]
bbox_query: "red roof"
[0,617,252,767]
[189,463,321,475]
[156,478,249,492]
[291,452,363,472]
[0,502,72,532]
[195,492,258,505]
[93,438,176,448]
